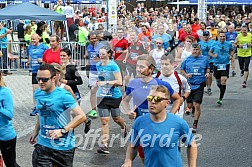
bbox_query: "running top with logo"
[43,48,61,64]
[87,43,99,74]
[113,38,129,61]
[34,87,78,150]
[237,33,252,57]
[199,39,215,63]
[159,71,191,118]
[209,41,233,66]
[127,41,146,65]
[226,32,237,44]
[131,112,193,167]
[55,5,64,14]
[152,49,165,70]
[0,26,7,48]
[96,61,122,99]
[181,55,209,90]
[0,87,16,141]
[126,78,174,117]
[78,26,89,46]
[28,43,49,73]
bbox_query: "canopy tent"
[0,2,66,21]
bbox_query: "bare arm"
[187,140,198,167]
[121,144,138,167]
[29,116,40,144]
[170,91,181,114]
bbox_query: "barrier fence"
[0,41,87,72]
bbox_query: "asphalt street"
[3,61,252,167]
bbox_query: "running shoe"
[30,107,38,116]
[84,118,92,134]
[217,99,223,105]
[185,107,190,115]
[207,88,212,96]
[88,110,98,118]
[192,124,197,133]
[242,81,246,88]
[241,70,244,77]
[231,71,236,77]
[121,123,127,139]
[97,145,110,154]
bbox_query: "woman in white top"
[175,36,194,64]
[149,38,165,71]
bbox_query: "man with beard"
[122,55,181,162]
[42,35,61,64]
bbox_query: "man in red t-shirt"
[138,25,151,42]
[191,18,200,33]
[179,24,199,42]
[42,35,61,64]
[113,28,129,80]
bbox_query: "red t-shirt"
[179,32,199,42]
[127,42,145,65]
[43,48,61,64]
[191,24,200,33]
[178,28,185,40]
[113,38,129,61]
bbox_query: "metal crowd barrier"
[0,41,87,72]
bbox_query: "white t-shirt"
[181,49,192,62]
[63,6,74,18]
[159,71,191,118]
[152,48,165,70]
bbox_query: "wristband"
[181,95,186,102]
[106,80,109,86]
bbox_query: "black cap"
[203,31,210,36]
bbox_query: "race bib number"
[242,44,248,49]
[100,87,112,97]
[90,52,97,59]
[191,66,201,75]
[217,64,226,71]
[31,59,38,66]
[130,53,138,59]
[116,47,123,52]
[41,125,56,138]
[40,109,52,117]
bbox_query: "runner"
[121,85,197,167]
[209,30,234,105]
[29,64,86,166]
[181,43,210,133]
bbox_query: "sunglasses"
[147,95,169,103]
[36,76,53,83]
[156,42,163,44]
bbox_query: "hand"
[6,29,12,34]
[37,58,42,63]
[60,79,67,84]
[29,131,38,145]
[128,105,137,120]
[185,73,192,79]
[212,53,218,58]
[48,129,63,139]
[121,162,131,167]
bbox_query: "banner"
[189,0,252,4]
[108,0,117,25]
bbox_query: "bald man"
[27,33,49,116]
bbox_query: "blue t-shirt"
[126,78,174,117]
[131,112,193,167]
[0,87,16,141]
[96,60,122,99]
[152,33,172,50]
[28,43,49,73]
[199,40,215,62]
[0,27,8,48]
[181,55,209,90]
[87,43,99,73]
[209,41,233,66]
[226,32,237,44]
[34,87,78,150]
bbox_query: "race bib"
[138,108,149,116]
[191,66,201,75]
[100,87,112,97]
[41,125,56,138]
[242,44,248,49]
[116,47,123,52]
[31,59,38,66]
[40,109,52,117]
[130,53,138,59]
[89,52,97,59]
[217,64,226,71]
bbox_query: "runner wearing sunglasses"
[122,85,197,167]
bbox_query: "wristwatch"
[106,80,109,86]
[60,128,68,135]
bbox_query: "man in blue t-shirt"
[226,24,238,77]
[29,64,86,166]
[152,24,172,51]
[122,85,198,167]
[0,22,12,75]
[181,43,210,133]
[199,31,215,95]
[28,33,49,116]
[209,31,234,105]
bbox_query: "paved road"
[3,62,252,167]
